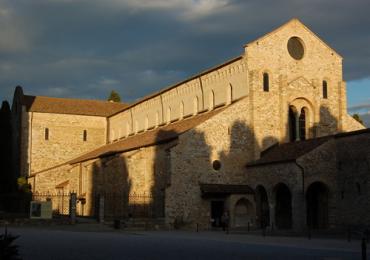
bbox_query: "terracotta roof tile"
[68,107,227,164]
[246,136,332,167]
[22,95,128,117]
[247,128,370,167]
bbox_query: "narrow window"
[289,106,297,142]
[299,108,306,140]
[167,107,171,124]
[226,84,233,104]
[263,73,269,92]
[145,116,149,130]
[209,91,215,110]
[323,81,328,99]
[45,128,49,141]
[83,130,87,141]
[193,96,199,115]
[180,102,184,119]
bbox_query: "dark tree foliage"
[107,90,121,102]
[0,101,13,193]
[0,228,21,260]
[352,113,364,125]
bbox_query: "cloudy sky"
[0,0,369,117]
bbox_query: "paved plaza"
[6,225,367,260]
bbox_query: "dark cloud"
[0,0,370,104]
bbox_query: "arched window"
[226,84,233,104]
[45,128,49,141]
[167,107,171,124]
[145,116,149,130]
[322,80,328,99]
[289,106,297,142]
[83,130,87,141]
[299,108,307,140]
[180,101,184,119]
[193,96,199,115]
[263,73,269,92]
[135,120,139,133]
[209,91,215,110]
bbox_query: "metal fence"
[32,192,71,216]
[98,192,164,219]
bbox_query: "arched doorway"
[306,182,329,229]
[255,185,270,228]
[234,198,254,227]
[274,183,292,229]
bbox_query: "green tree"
[352,113,364,125]
[107,90,121,102]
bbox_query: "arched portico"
[255,185,270,228]
[306,182,329,229]
[274,183,292,229]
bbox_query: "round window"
[287,37,304,60]
[212,160,221,171]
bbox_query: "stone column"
[295,112,300,141]
[269,202,275,229]
[292,189,306,231]
[98,195,105,223]
[69,193,77,224]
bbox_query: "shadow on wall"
[84,102,341,227]
[288,104,339,142]
[318,105,338,137]
[87,155,131,218]
[156,126,213,227]
[152,129,180,220]
[219,120,261,165]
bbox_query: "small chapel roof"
[200,184,254,198]
[246,128,370,167]
[22,95,128,117]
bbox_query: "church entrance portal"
[211,201,224,227]
[306,182,329,229]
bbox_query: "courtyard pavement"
[3,223,368,260]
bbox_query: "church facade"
[11,19,369,230]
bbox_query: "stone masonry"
[12,19,368,231]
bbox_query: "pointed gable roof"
[244,18,342,58]
[21,95,128,117]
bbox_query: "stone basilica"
[11,19,370,230]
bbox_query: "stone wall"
[334,132,370,227]
[23,112,107,175]
[246,19,348,154]
[107,58,248,143]
[166,98,254,228]
[31,140,172,218]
